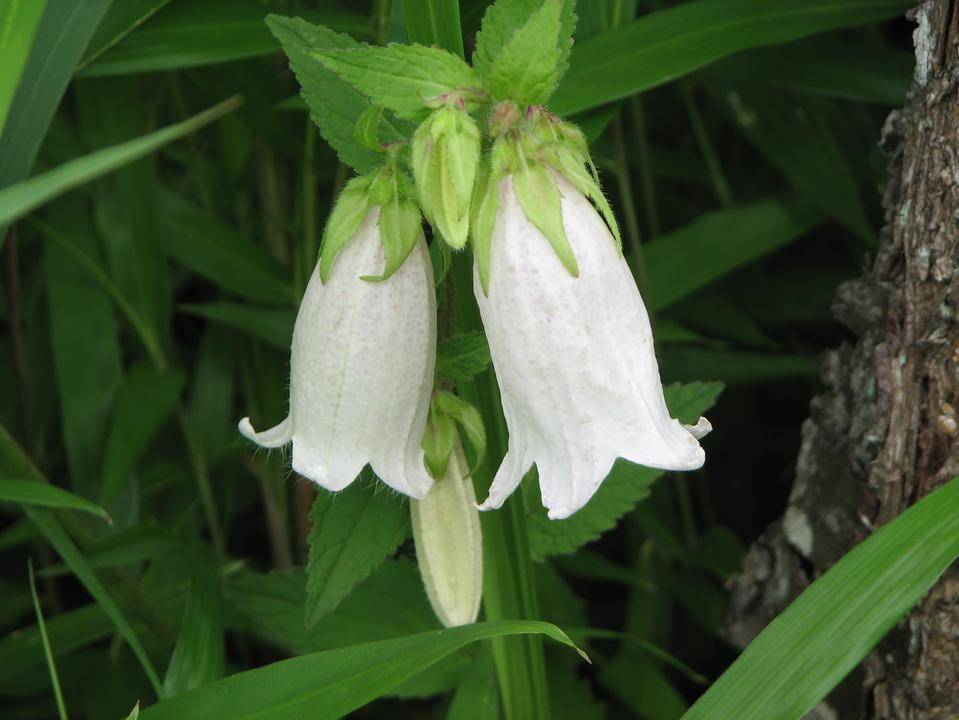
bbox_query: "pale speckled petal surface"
[239,207,436,499]
[475,175,708,520]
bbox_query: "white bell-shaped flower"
[239,207,436,499]
[475,175,710,520]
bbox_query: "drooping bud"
[411,102,480,250]
[412,432,483,628]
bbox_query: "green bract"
[318,161,423,283]
[472,104,620,294]
[421,391,486,480]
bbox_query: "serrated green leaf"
[305,474,410,626]
[354,103,386,152]
[319,175,373,282]
[370,195,422,281]
[313,43,478,121]
[527,382,723,559]
[488,0,565,104]
[513,164,578,276]
[0,479,110,522]
[474,0,575,83]
[436,332,492,383]
[138,620,582,720]
[266,15,404,173]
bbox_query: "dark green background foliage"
[0,0,924,718]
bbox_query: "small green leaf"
[306,474,410,626]
[354,104,386,152]
[488,0,566,104]
[313,43,477,121]
[319,175,373,283]
[0,479,110,522]
[423,405,458,480]
[435,332,492,383]
[513,164,578,276]
[434,392,487,471]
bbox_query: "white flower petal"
[475,175,708,518]
[237,415,292,448]
[240,208,436,498]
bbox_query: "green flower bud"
[411,435,483,628]
[411,104,480,250]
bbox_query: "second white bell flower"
[239,202,437,499]
[475,174,710,520]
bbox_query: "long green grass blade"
[0,0,47,135]
[0,479,110,522]
[550,0,911,115]
[684,476,959,720]
[140,621,582,719]
[27,559,68,720]
[0,95,241,227]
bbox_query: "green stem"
[611,112,648,294]
[452,254,549,720]
[628,96,661,239]
[680,80,733,208]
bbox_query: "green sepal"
[411,120,435,223]
[513,162,578,277]
[318,174,374,283]
[365,193,422,282]
[552,144,621,251]
[444,111,480,214]
[422,399,457,480]
[354,104,386,153]
[434,391,486,474]
[470,159,500,295]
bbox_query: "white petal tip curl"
[238,416,292,449]
[476,497,503,512]
[547,506,575,521]
[684,416,712,440]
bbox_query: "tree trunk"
[722,1,959,717]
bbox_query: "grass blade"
[684,476,959,720]
[0,479,110,522]
[0,0,47,136]
[0,95,242,227]
[27,558,68,720]
[140,621,583,720]
[550,0,911,115]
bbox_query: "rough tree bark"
[722,1,959,718]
